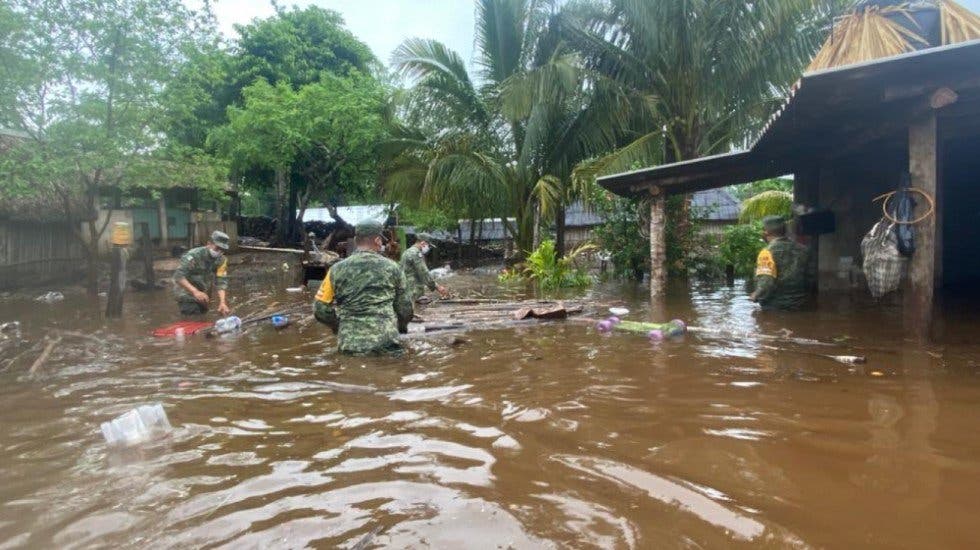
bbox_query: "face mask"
[209,247,223,259]
[421,245,430,255]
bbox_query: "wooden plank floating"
[409,299,585,334]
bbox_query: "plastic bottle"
[271,315,289,329]
[214,316,241,334]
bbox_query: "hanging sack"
[861,219,905,298]
[892,185,916,257]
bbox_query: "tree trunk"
[649,190,667,302]
[555,206,566,258]
[157,195,169,249]
[274,168,289,245]
[287,182,299,243]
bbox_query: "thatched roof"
[0,191,94,223]
[808,0,980,71]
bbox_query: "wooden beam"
[905,114,938,340]
[648,187,666,302]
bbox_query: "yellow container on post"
[111,222,133,246]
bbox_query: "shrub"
[520,240,594,290]
[720,221,765,277]
[739,190,793,223]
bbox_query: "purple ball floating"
[608,316,621,324]
[670,319,686,331]
[596,320,613,333]
[648,329,664,341]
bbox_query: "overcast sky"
[199,0,980,72]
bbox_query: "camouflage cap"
[355,220,383,237]
[762,215,786,232]
[211,230,230,250]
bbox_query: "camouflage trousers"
[178,299,207,316]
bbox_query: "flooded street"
[2,272,980,549]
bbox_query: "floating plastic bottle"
[101,403,172,447]
[214,315,242,334]
[271,315,289,329]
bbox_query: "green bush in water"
[720,221,765,277]
[521,240,594,290]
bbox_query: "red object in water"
[152,321,213,337]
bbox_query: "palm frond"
[739,190,793,223]
[807,5,929,71]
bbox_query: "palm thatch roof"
[0,191,94,223]
[808,0,980,71]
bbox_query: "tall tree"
[210,74,387,244]
[385,0,620,258]
[167,5,379,242]
[0,0,225,294]
[566,0,841,267]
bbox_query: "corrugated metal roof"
[458,218,513,241]
[692,188,740,222]
[565,201,604,227]
[301,204,395,225]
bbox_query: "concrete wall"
[810,140,908,291]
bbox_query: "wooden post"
[905,114,938,339]
[157,195,168,248]
[139,222,155,288]
[105,223,130,318]
[649,187,667,302]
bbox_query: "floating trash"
[609,307,630,317]
[101,403,172,448]
[271,315,289,329]
[35,291,64,303]
[285,287,305,293]
[214,316,242,334]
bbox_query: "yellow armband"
[756,249,776,278]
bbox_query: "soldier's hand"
[217,302,231,316]
[193,290,210,304]
[436,285,449,298]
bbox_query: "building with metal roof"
[599,34,980,336]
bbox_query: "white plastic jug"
[214,316,242,334]
[101,403,172,447]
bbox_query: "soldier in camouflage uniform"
[313,220,414,356]
[750,216,810,310]
[173,230,232,316]
[400,238,449,303]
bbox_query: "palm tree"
[564,0,842,256]
[383,0,622,258]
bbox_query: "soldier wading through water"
[313,220,414,356]
[400,237,449,304]
[172,230,232,316]
[750,216,810,310]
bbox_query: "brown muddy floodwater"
[2,270,980,549]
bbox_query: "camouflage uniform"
[172,246,228,315]
[400,245,436,302]
[313,250,414,355]
[754,237,809,310]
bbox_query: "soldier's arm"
[175,251,208,303]
[751,249,777,303]
[394,266,413,333]
[215,257,230,313]
[418,255,437,291]
[313,269,339,333]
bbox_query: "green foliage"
[591,189,649,279]
[720,222,766,277]
[399,206,457,232]
[0,0,225,207]
[209,71,386,217]
[739,190,793,223]
[730,178,794,201]
[522,240,594,290]
[384,0,622,259]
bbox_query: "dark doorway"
[942,132,980,287]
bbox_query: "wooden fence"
[0,221,85,290]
